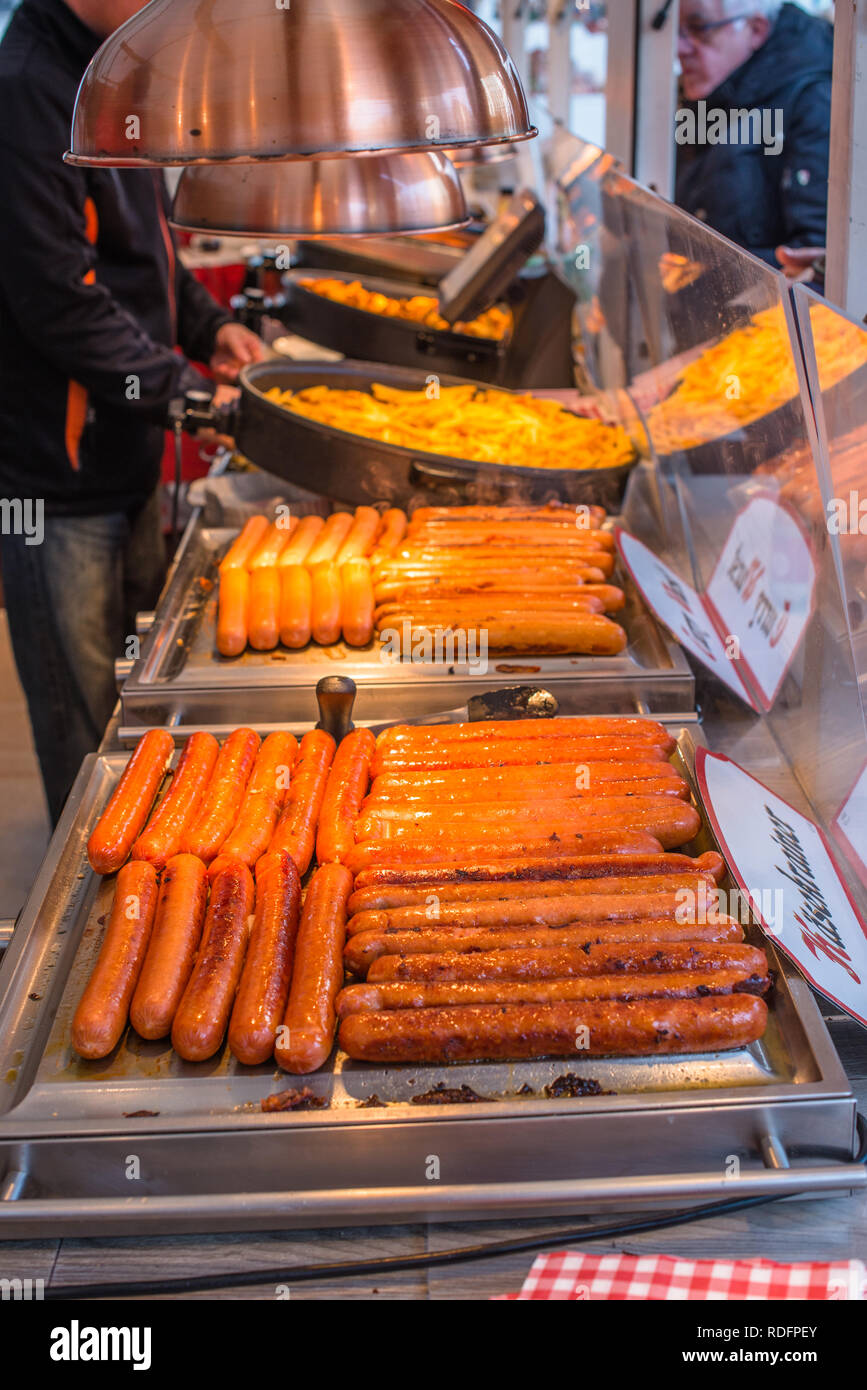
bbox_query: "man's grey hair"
[719,0,782,19]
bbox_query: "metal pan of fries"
[235,360,640,510]
[281,269,509,384]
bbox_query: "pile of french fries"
[264,381,636,471]
[647,303,867,454]
[299,277,513,341]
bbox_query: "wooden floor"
[0,609,50,920]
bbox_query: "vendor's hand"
[210,321,266,383]
[775,246,825,280]
[199,383,241,451]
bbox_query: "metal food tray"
[117,510,695,735]
[0,715,860,1238]
[233,360,637,509]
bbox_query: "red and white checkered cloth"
[493,1252,866,1300]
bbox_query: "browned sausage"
[351,849,725,892]
[344,916,744,975]
[180,727,260,864]
[217,731,298,868]
[130,854,208,1040]
[269,729,336,875]
[275,862,353,1074]
[368,761,683,801]
[368,939,768,983]
[344,830,665,874]
[370,739,673,776]
[316,728,375,865]
[376,716,674,750]
[346,884,719,936]
[71,861,159,1058]
[132,732,220,871]
[354,797,701,852]
[171,861,255,1062]
[338,994,769,1063]
[228,851,302,1066]
[347,871,721,915]
[336,968,770,1017]
[87,730,174,875]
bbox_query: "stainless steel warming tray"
[0,713,860,1238]
[117,510,695,735]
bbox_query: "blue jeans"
[0,492,165,823]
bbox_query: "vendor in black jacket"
[674,0,832,271]
[0,0,264,823]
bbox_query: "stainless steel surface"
[67,0,536,167]
[2,1168,864,1239]
[117,512,695,733]
[171,153,469,239]
[0,719,856,1236]
[0,921,14,955]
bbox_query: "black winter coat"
[675,2,833,268]
[0,0,231,514]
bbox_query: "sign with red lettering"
[617,496,815,713]
[615,529,755,706]
[703,494,816,712]
[698,748,867,1027]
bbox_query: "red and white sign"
[697,748,867,1027]
[616,494,816,713]
[704,493,816,711]
[833,762,867,893]
[615,529,754,706]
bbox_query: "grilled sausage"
[216,730,297,868]
[344,830,665,874]
[351,850,725,892]
[87,729,174,875]
[371,739,673,775]
[216,566,250,657]
[310,561,343,645]
[363,776,688,809]
[336,968,770,1017]
[369,507,408,561]
[346,885,719,936]
[132,732,219,871]
[334,506,381,565]
[376,716,674,750]
[269,729,336,875]
[341,558,375,647]
[304,512,354,567]
[354,796,701,851]
[248,514,297,569]
[180,727,260,864]
[368,761,683,802]
[275,862,353,1073]
[219,515,269,572]
[347,871,721,915]
[247,567,281,651]
[171,861,255,1062]
[278,564,313,649]
[344,917,744,975]
[339,994,769,1063]
[228,850,302,1066]
[316,727,375,865]
[71,860,159,1058]
[129,854,208,1040]
[277,513,325,567]
[368,939,768,983]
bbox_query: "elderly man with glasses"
[674,0,832,278]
